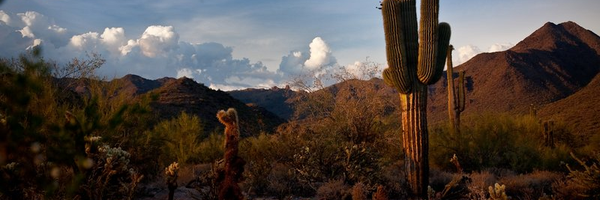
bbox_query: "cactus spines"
[381,0,451,197]
[216,108,245,200]
[446,45,466,134]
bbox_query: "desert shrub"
[316,179,351,200]
[79,143,143,200]
[430,114,576,173]
[195,132,224,163]
[428,169,455,193]
[266,163,311,198]
[351,182,367,200]
[372,185,389,200]
[377,161,408,199]
[554,152,600,199]
[499,170,562,199]
[0,50,153,199]
[149,112,204,166]
[538,144,573,171]
[579,133,600,156]
[466,171,498,199]
[239,133,279,196]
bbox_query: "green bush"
[430,114,574,173]
[149,112,204,166]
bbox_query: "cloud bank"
[452,43,514,66]
[0,10,293,90]
[0,10,367,90]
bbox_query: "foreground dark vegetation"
[1,50,600,199]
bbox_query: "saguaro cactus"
[542,120,555,149]
[446,45,466,134]
[381,0,451,197]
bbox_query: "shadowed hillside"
[228,86,296,120]
[58,75,285,137]
[538,72,600,135]
[427,21,600,124]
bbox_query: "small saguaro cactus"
[380,0,451,197]
[542,120,555,148]
[216,108,245,200]
[445,45,466,134]
[529,104,537,118]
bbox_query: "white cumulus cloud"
[176,68,194,79]
[100,27,126,55]
[304,37,335,70]
[278,37,337,78]
[488,43,514,52]
[456,45,482,65]
[138,25,179,58]
[0,10,10,25]
[454,43,515,66]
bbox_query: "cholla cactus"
[216,108,245,200]
[488,183,508,200]
[98,145,131,172]
[165,162,179,200]
[165,162,179,177]
[84,135,102,155]
[3,162,18,171]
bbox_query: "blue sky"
[1,0,599,90]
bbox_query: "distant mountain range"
[60,74,285,137]
[59,21,599,136]
[229,21,600,135]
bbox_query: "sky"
[1,0,599,90]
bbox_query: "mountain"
[537,72,600,135]
[229,21,600,134]
[60,74,285,137]
[147,77,284,137]
[228,86,296,120]
[114,74,163,96]
[427,21,600,124]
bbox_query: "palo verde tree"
[380,0,451,198]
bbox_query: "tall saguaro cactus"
[446,45,466,134]
[381,0,451,197]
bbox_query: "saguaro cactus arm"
[418,1,451,85]
[424,22,451,84]
[381,0,413,94]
